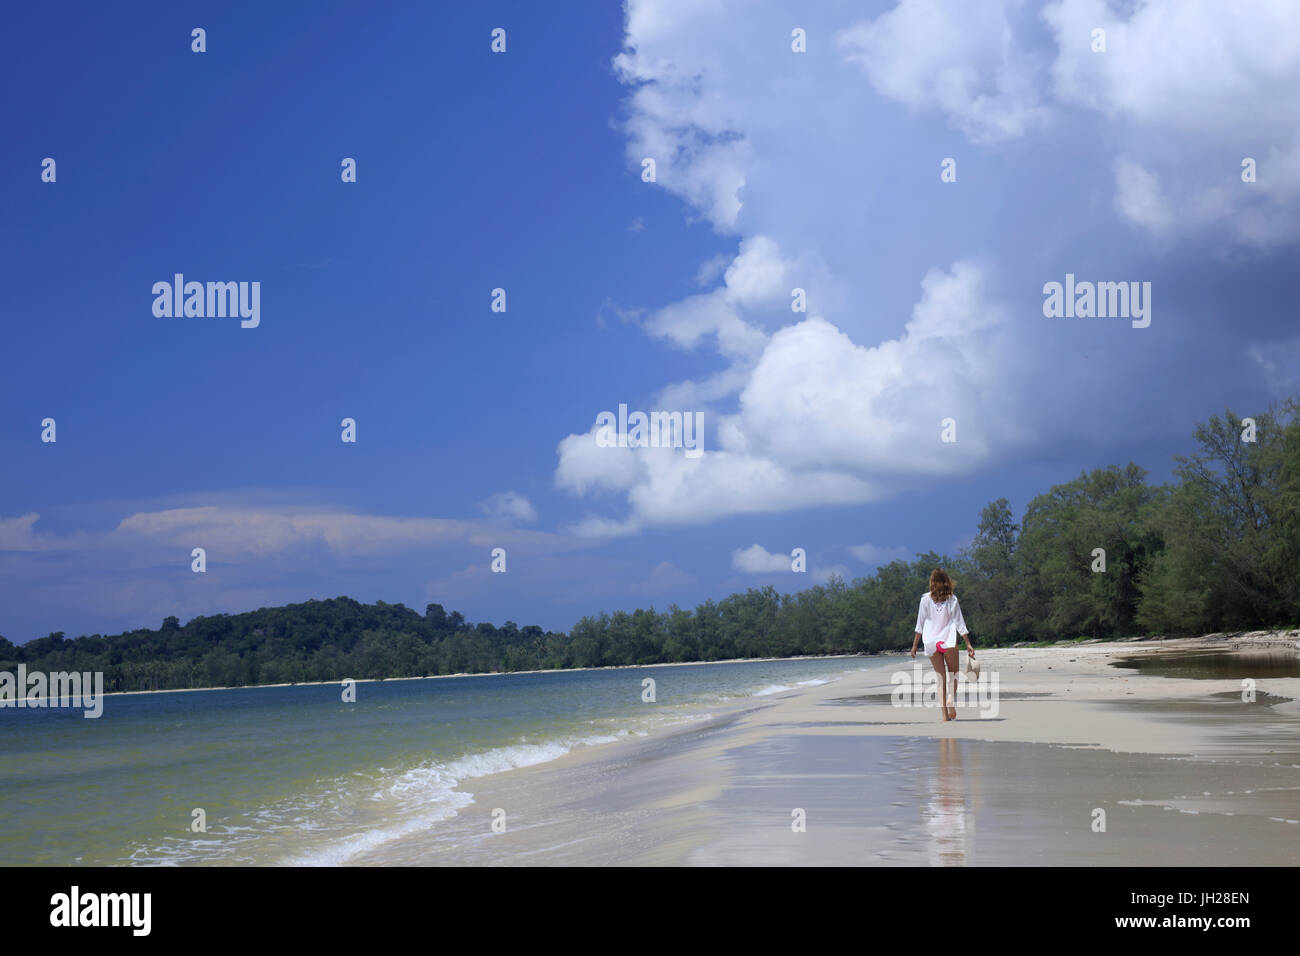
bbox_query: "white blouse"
[915,592,969,643]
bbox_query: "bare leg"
[930,651,949,720]
[944,647,960,719]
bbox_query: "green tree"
[960,498,1020,643]
[1138,404,1300,632]
[1014,465,1161,640]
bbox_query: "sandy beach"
[354,632,1300,866]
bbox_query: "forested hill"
[3,401,1298,693]
[0,597,566,692]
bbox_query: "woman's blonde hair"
[929,567,954,602]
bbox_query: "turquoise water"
[0,657,886,865]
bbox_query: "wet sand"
[354,633,1300,865]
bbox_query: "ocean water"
[0,656,886,866]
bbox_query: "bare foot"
[947,703,957,720]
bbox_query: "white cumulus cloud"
[837,0,1050,143]
[732,543,794,573]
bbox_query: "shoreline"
[16,628,1300,701]
[25,652,874,700]
[354,630,1300,865]
[8,632,1299,865]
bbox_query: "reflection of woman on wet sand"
[909,568,975,721]
[924,737,970,865]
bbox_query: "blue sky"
[3,0,1298,642]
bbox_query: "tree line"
[2,400,1296,691]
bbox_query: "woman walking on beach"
[910,568,975,721]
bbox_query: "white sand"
[352,632,1300,865]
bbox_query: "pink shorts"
[923,633,956,656]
